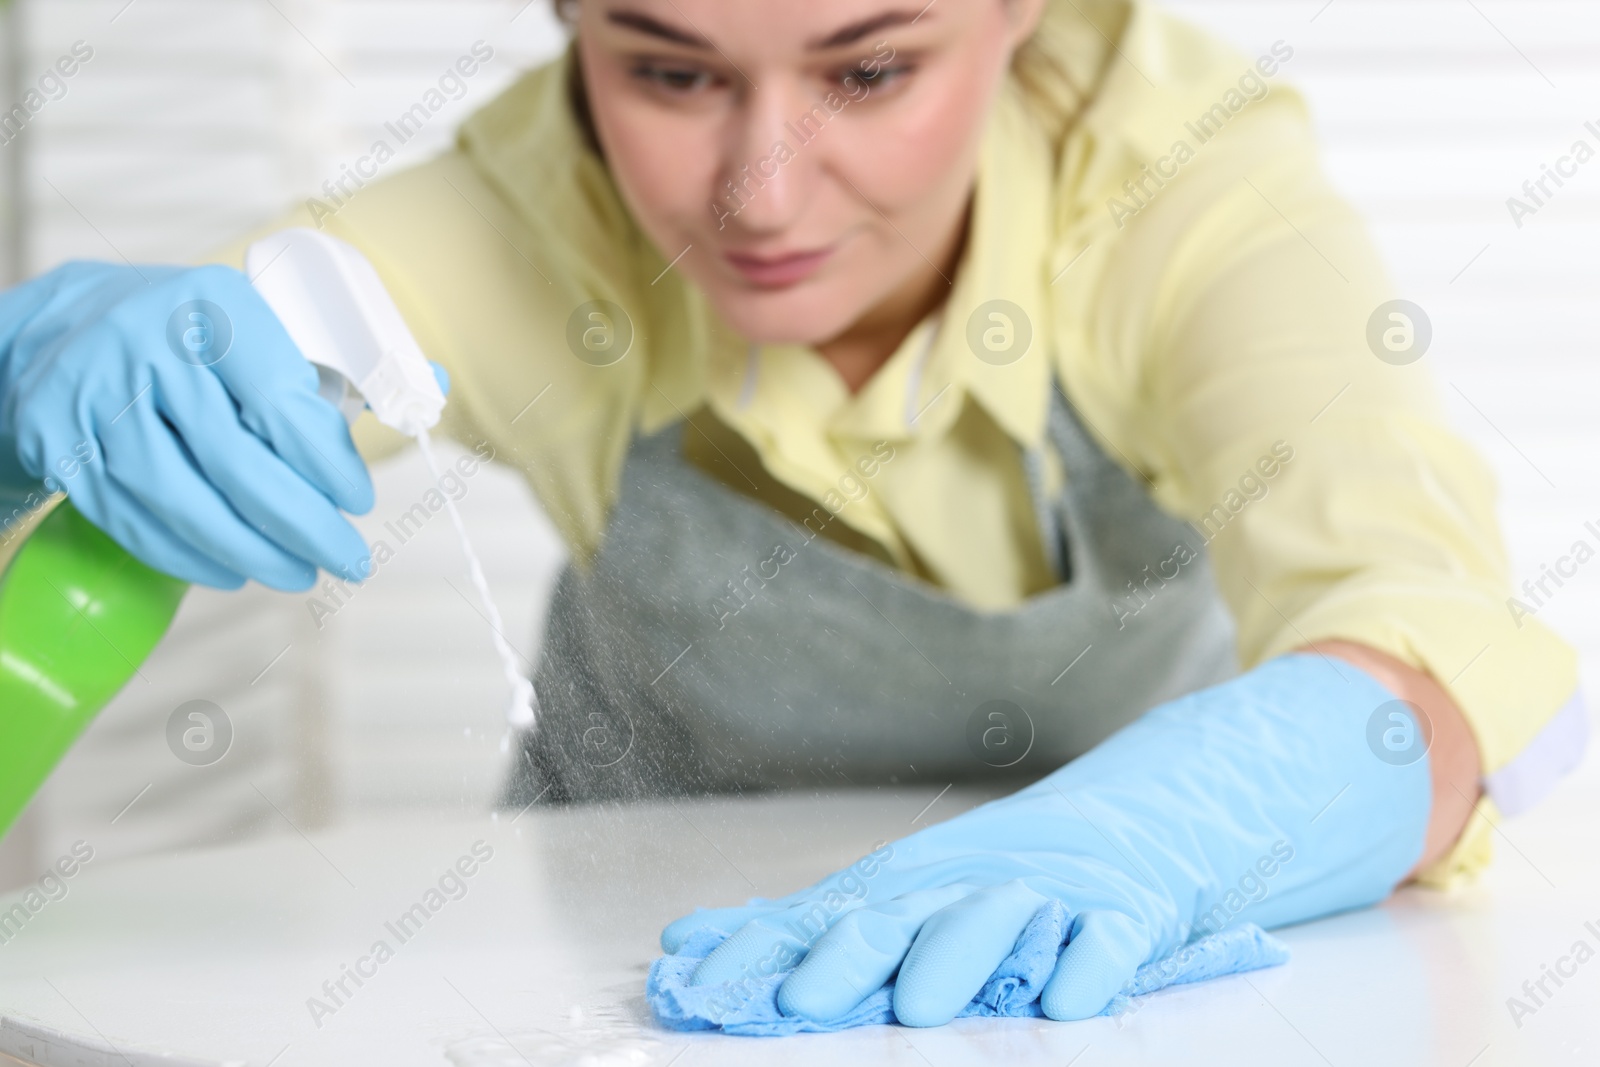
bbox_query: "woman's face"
[575,0,1042,347]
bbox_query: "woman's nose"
[715,81,818,235]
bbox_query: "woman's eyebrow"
[605,10,711,49]
[807,9,931,50]
[603,7,932,52]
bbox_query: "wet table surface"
[0,779,1595,1067]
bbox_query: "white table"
[0,781,1595,1067]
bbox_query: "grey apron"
[505,379,1236,804]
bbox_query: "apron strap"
[1021,443,1068,584]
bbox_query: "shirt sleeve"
[1070,98,1578,882]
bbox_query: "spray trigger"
[245,228,446,437]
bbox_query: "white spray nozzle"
[245,228,445,438]
[247,230,536,737]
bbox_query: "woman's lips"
[724,246,835,289]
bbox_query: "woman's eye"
[632,63,720,94]
[837,64,911,91]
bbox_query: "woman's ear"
[1006,0,1050,48]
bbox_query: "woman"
[0,0,1583,1029]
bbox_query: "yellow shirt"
[218,0,1575,881]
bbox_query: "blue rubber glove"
[662,654,1433,1027]
[0,261,374,590]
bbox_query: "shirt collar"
[931,73,1058,449]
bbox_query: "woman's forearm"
[1305,640,1483,877]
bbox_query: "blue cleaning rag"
[647,901,1290,1035]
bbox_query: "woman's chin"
[699,280,872,349]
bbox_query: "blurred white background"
[0,0,1596,887]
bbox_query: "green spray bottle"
[0,229,448,838]
[0,499,188,834]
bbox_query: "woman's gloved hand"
[0,261,374,590]
[661,654,1433,1026]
